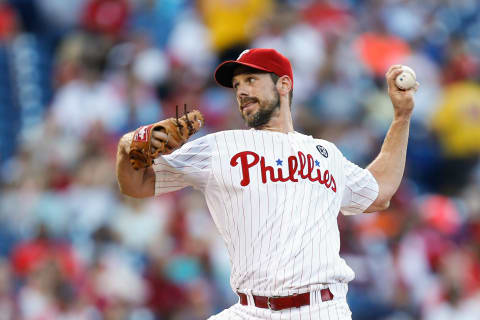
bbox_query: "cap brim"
[214,60,271,88]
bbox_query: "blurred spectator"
[128,0,188,49]
[0,259,15,320]
[48,33,124,137]
[354,31,411,77]
[82,0,129,38]
[431,82,480,157]
[0,2,19,41]
[11,225,79,280]
[36,0,85,30]
[199,0,273,55]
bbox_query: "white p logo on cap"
[237,49,250,60]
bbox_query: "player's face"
[232,72,280,128]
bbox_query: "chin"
[244,111,253,118]
[244,112,256,123]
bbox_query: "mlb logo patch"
[316,145,328,158]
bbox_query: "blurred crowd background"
[0,0,479,319]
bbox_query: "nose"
[235,81,249,99]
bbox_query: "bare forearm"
[116,132,155,198]
[367,117,411,206]
[363,65,418,212]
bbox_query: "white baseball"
[395,65,416,90]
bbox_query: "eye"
[233,82,239,90]
[247,77,255,83]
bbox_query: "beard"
[242,91,280,128]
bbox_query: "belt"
[237,288,334,311]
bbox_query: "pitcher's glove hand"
[129,105,204,170]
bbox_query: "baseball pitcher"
[116,48,418,319]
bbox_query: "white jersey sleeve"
[152,135,211,195]
[340,156,379,215]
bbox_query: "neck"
[254,101,294,134]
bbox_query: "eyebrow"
[233,69,265,77]
[232,73,259,83]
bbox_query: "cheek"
[259,87,276,104]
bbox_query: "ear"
[276,75,292,97]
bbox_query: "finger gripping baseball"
[128,106,204,170]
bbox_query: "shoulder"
[179,133,210,149]
[205,129,253,142]
[312,138,341,153]
[293,132,343,158]
[211,129,250,136]
[183,130,248,148]
[305,136,346,164]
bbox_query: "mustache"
[240,97,258,107]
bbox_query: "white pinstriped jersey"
[153,129,378,297]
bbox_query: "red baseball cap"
[214,48,293,89]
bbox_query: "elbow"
[370,185,395,212]
[366,196,391,213]
[376,200,390,211]
[117,181,151,199]
[119,188,150,199]
[117,182,134,198]
[116,163,155,198]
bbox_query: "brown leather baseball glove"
[129,105,204,170]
